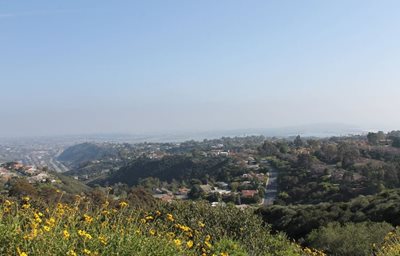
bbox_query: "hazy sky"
[1,1,400,137]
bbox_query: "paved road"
[263,165,278,207]
[49,158,69,173]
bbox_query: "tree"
[377,131,386,141]
[392,137,400,148]
[307,139,320,150]
[318,143,338,164]
[188,185,203,199]
[276,141,289,153]
[294,135,304,147]
[230,182,239,192]
[297,153,313,169]
[367,132,379,145]
[338,142,359,168]
[259,141,278,156]
[367,132,385,145]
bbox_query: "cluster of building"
[151,181,263,207]
[0,162,57,184]
[152,187,190,202]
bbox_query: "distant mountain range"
[1,123,365,144]
[129,123,364,142]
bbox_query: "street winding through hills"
[263,165,278,206]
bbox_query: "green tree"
[188,185,203,199]
[276,141,289,153]
[338,142,359,168]
[367,132,379,145]
[294,135,304,147]
[230,182,239,192]
[392,137,400,148]
[259,141,278,156]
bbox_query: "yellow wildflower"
[22,203,31,209]
[46,217,56,227]
[33,213,42,223]
[63,230,70,239]
[83,214,93,224]
[102,200,109,207]
[17,248,28,256]
[4,199,12,206]
[99,235,107,245]
[187,240,194,248]
[67,250,77,256]
[119,201,128,208]
[78,230,92,240]
[174,239,182,247]
[83,248,91,255]
[175,224,191,232]
[167,213,174,222]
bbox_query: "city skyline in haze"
[2,1,400,137]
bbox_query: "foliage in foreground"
[0,195,323,256]
[376,227,400,256]
[306,222,393,256]
[258,189,400,239]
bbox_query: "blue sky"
[1,1,400,137]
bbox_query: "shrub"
[306,222,393,256]
[0,196,319,256]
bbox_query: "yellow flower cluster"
[137,211,217,255]
[302,247,326,256]
[1,196,266,256]
[3,199,13,213]
[118,201,128,208]
[98,235,107,245]
[21,197,31,209]
[376,229,400,256]
[175,223,192,232]
[84,214,94,224]
[167,213,174,222]
[17,247,28,256]
[78,229,93,240]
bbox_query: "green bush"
[306,222,393,256]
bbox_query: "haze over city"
[4,2,400,256]
[2,1,400,137]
